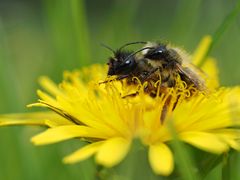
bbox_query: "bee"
[104,41,206,97]
[103,41,207,122]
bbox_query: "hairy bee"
[103,41,207,122]
[104,41,206,97]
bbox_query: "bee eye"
[143,71,148,75]
[125,60,131,65]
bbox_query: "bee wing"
[176,63,207,91]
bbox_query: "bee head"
[101,42,151,76]
[144,45,168,60]
[107,50,137,76]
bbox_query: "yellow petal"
[0,118,46,126]
[192,35,212,65]
[179,131,229,154]
[201,58,219,89]
[31,125,109,145]
[149,143,174,176]
[0,112,72,127]
[212,129,240,150]
[39,76,64,97]
[37,90,59,107]
[95,137,130,167]
[63,142,103,164]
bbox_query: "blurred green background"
[0,0,240,179]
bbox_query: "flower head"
[1,36,240,176]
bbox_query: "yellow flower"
[1,36,240,176]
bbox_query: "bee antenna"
[100,43,116,54]
[125,47,154,61]
[118,41,147,51]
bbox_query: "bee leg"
[116,74,129,80]
[99,75,129,84]
[122,91,139,98]
[141,68,160,82]
[160,104,168,123]
[122,81,142,98]
[165,61,177,69]
[160,94,181,123]
[160,96,172,123]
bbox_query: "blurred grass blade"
[42,0,91,71]
[70,0,91,65]
[98,139,163,180]
[100,0,140,44]
[222,153,230,180]
[170,0,201,42]
[0,19,22,111]
[168,120,200,180]
[115,139,160,180]
[222,151,240,180]
[197,152,223,179]
[199,0,240,67]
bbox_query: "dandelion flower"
[1,36,240,176]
